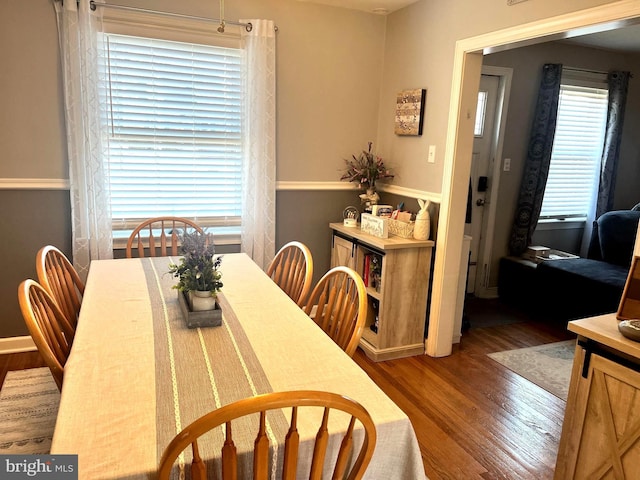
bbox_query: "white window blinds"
[539,83,608,219]
[103,34,243,231]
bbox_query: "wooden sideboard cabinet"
[555,314,640,479]
[329,222,434,362]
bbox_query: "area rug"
[487,340,575,401]
[0,367,60,454]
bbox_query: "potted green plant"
[168,230,223,314]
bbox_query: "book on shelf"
[370,298,379,333]
[369,253,382,291]
[363,254,370,287]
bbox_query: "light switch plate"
[428,145,436,163]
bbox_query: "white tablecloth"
[51,254,426,479]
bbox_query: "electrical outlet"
[428,145,436,163]
[503,158,511,171]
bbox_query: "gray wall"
[482,41,640,287]
[0,0,386,338]
[1,190,72,337]
[1,0,628,339]
[277,190,439,287]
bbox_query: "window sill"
[112,230,241,251]
[536,218,586,231]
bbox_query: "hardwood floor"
[0,350,46,388]
[354,299,576,480]
[1,298,575,479]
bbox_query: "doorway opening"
[426,3,640,357]
[467,66,512,299]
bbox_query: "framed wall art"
[395,88,426,136]
[617,256,640,320]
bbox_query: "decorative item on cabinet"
[340,142,394,214]
[413,199,430,241]
[343,206,359,227]
[360,213,389,239]
[618,319,640,341]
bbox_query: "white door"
[465,74,500,295]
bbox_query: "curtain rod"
[563,66,607,75]
[89,1,254,32]
[563,66,634,78]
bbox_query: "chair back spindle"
[158,390,376,480]
[266,241,314,307]
[304,266,367,357]
[126,216,204,258]
[18,279,75,391]
[36,245,85,328]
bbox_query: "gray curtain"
[595,71,630,218]
[508,63,562,256]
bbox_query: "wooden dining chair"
[303,266,368,358]
[17,279,75,391]
[266,241,314,307]
[36,245,85,328]
[158,390,377,480]
[125,216,204,258]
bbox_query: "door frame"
[472,66,512,299]
[426,0,640,357]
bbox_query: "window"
[101,33,243,237]
[539,71,608,220]
[474,90,488,137]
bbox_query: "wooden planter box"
[177,291,222,329]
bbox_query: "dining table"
[50,253,427,479]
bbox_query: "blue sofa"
[501,210,640,322]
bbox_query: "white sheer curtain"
[240,20,277,270]
[54,0,112,281]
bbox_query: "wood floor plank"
[1,298,574,479]
[354,304,574,480]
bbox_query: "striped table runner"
[143,257,289,478]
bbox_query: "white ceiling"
[562,24,640,53]
[295,0,419,15]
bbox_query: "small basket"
[388,219,415,239]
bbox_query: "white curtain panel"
[54,0,113,281]
[240,20,277,270]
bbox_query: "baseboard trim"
[0,336,36,354]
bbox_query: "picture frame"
[394,88,426,136]
[617,256,640,320]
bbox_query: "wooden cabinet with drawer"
[555,314,640,479]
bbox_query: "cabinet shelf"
[330,223,434,361]
[366,288,381,301]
